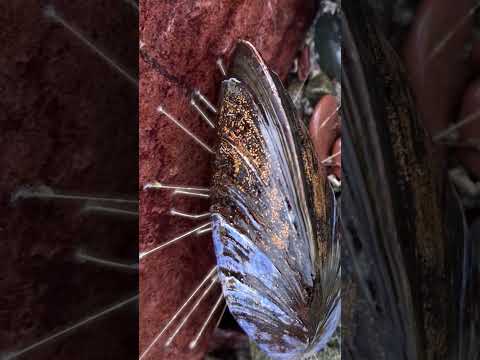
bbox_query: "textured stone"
[139,1,316,359]
[1,1,138,359]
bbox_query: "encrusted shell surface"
[211,41,340,359]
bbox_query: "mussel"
[211,41,341,359]
[341,1,474,359]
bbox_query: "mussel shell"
[314,1,341,81]
[211,41,340,359]
[341,1,471,359]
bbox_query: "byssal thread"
[12,185,138,205]
[170,209,211,220]
[433,109,480,142]
[191,98,216,128]
[193,90,217,114]
[139,267,217,360]
[196,226,212,235]
[81,205,138,217]
[321,151,341,165]
[143,182,210,192]
[164,277,219,347]
[320,105,341,128]
[139,222,211,259]
[157,106,215,154]
[76,251,139,271]
[44,5,138,87]
[189,293,225,349]
[216,58,227,76]
[173,189,211,198]
[5,295,138,360]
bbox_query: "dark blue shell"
[314,0,341,80]
[211,41,341,359]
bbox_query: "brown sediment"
[139,1,317,359]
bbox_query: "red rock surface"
[139,1,316,359]
[298,45,311,82]
[1,1,138,359]
[308,95,341,179]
